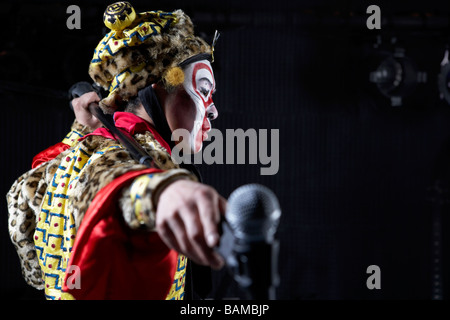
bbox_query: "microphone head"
[226,184,281,243]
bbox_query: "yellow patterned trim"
[166,254,187,300]
[35,143,93,300]
[109,62,146,94]
[91,10,178,67]
[62,129,85,147]
[90,6,178,105]
[129,174,152,226]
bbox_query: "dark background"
[2,0,450,300]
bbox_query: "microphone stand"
[231,240,279,300]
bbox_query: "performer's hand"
[156,179,227,270]
[72,92,102,130]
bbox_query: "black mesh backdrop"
[199,22,450,299]
[1,99,74,299]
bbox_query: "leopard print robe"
[6,120,195,293]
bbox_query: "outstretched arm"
[118,171,226,270]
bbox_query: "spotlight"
[369,46,427,107]
[438,48,450,105]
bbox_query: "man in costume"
[6,2,225,300]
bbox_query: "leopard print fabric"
[88,8,212,114]
[6,120,91,289]
[69,132,195,230]
[6,162,57,289]
[7,128,195,290]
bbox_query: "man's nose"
[207,105,218,120]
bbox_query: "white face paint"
[182,60,216,153]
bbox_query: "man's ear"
[152,82,168,105]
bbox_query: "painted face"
[182,60,217,153]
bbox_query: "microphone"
[217,184,281,300]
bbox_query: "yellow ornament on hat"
[91,3,179,67]
[103,1,137,31]
[164,67,185,88]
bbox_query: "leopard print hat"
[88,2,212,114]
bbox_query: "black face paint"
[179,53,212,68]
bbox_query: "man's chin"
[192,142,203,154]
[174,141,202,155]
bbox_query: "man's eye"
[198,78,213,98]
[199,87,210,97]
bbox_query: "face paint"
[182,60,216,153]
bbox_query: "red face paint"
[192,62,215,110]
[183,60,216,153]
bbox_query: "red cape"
[35,113,177,299]
[62,168,178,300]
[32,142,71,169]
[32,113,170,170]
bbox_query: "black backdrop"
[1,0,450,300]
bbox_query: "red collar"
[80,112,171,155]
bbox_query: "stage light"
[369,46,427,107]
[438,48,450,105]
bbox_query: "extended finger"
[218,195,227,216]
[157,218,183,255]
[180,204,218,265]
[178,204,223,269]
[166,210,211,266]
[157,212,192,255]
[196,193,221,248]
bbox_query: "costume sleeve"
[63,168,182,300]
[119,168,198,230]
[6,159,62,289]
[6,119,88,288]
